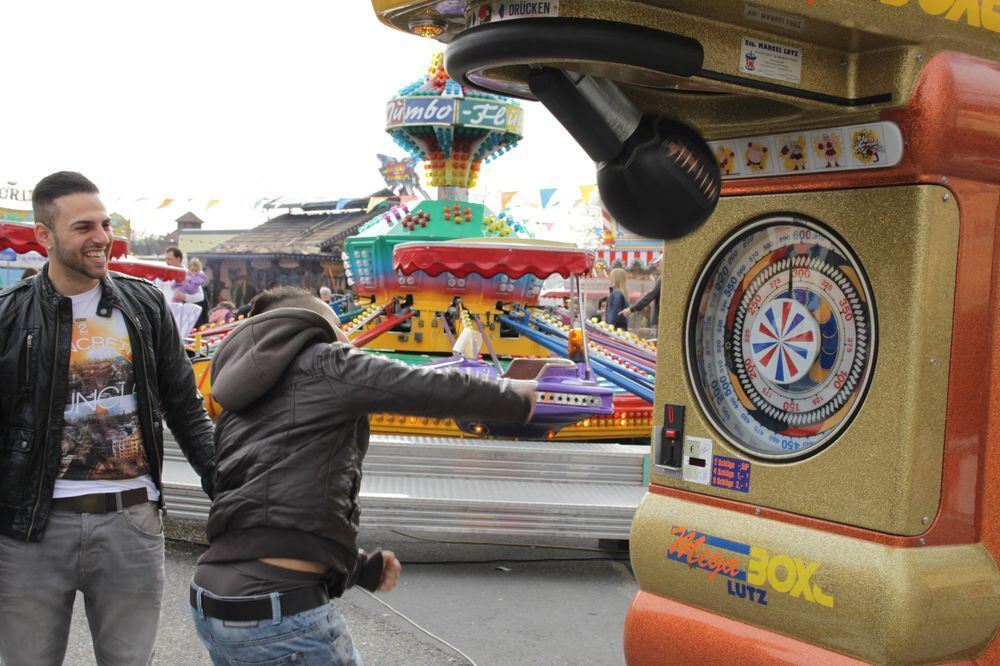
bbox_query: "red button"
[664,429,678,439]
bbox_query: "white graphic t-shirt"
[52,283,159,501]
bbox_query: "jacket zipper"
[27,318,58,539]
[22,333,33,388]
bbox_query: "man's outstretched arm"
[319,344,534,424]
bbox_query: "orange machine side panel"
[622,591,874,666]
[973,193,1000,666]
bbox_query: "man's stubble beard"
[51,237,109,282]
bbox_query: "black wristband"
[357,549,384,592]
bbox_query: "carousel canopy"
[0,220,129,258]
[393,240,594,280]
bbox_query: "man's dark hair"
[166,246,183,261]
[248,286,315,316]
[32,171,99,228]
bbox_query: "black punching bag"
[528,66,719,240]
[596,115,720,240]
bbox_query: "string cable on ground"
[356,587,478,666]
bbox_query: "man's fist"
[619,307,631,317]
[377,550,402,592]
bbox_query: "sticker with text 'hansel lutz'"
[711,456,752,493]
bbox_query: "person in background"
[190,286,536,665]
[0,171,215,664]
[208,300,237,325]
[20,267,38,280]
[604,267,630,331]
[175,257,209,327]
[319,286,333,305]
[165,246,183,268]
[620,254,662,329]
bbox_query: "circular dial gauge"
[687,216,877,460]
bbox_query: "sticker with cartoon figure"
[715,144,738,176]
[851,127,885,165]
[812,130,844,169]
[744,138,772,173]
[777,133,809,172]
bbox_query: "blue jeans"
[190,583,362,665]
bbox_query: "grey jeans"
[0,502,165,666]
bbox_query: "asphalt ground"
[63,523,638,665]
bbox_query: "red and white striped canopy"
[593,248,661,269]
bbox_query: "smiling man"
[0,171,216,664]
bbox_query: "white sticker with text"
[740,35,802,84]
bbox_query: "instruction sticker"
[740,36,802,84]
[711,456,752,493]
[466,1,560,28]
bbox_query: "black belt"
[191,585,330,622]
[51,488,149,513]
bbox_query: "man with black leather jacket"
[0,172,216,665]
[190,286,536,665]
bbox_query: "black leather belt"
[191,585,330,622]
[51,488,149,513]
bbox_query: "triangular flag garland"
[205,199,221,210]
[579,184,596,203]
[156,198,174,209]
[501,191,518,210]
[539,188,557,208]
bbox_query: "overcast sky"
[3,1,597,235]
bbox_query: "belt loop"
[196,587,206,619]
[270,592,282,625]
[115,492,123,513]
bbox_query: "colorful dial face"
[686,217,877,460]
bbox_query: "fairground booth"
[371,1,1000,664]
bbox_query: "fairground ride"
[371,1,1000,664]
[190,53,657,441]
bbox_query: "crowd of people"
[151,245,351,338]
[0,171,536,665]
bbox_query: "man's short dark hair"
[248,286,316,316]
[32,171,99,227]
[166,246,183,261]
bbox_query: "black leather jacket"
[202,307,531,582]
[0,265,215,541]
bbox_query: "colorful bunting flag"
[156,198,174,209]
[579,185,596,204]
[539,188,557,208]
[501,191,518,210]
[366,196,389,213]
[205,199,220,210]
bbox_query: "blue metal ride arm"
[500,315,655,403]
